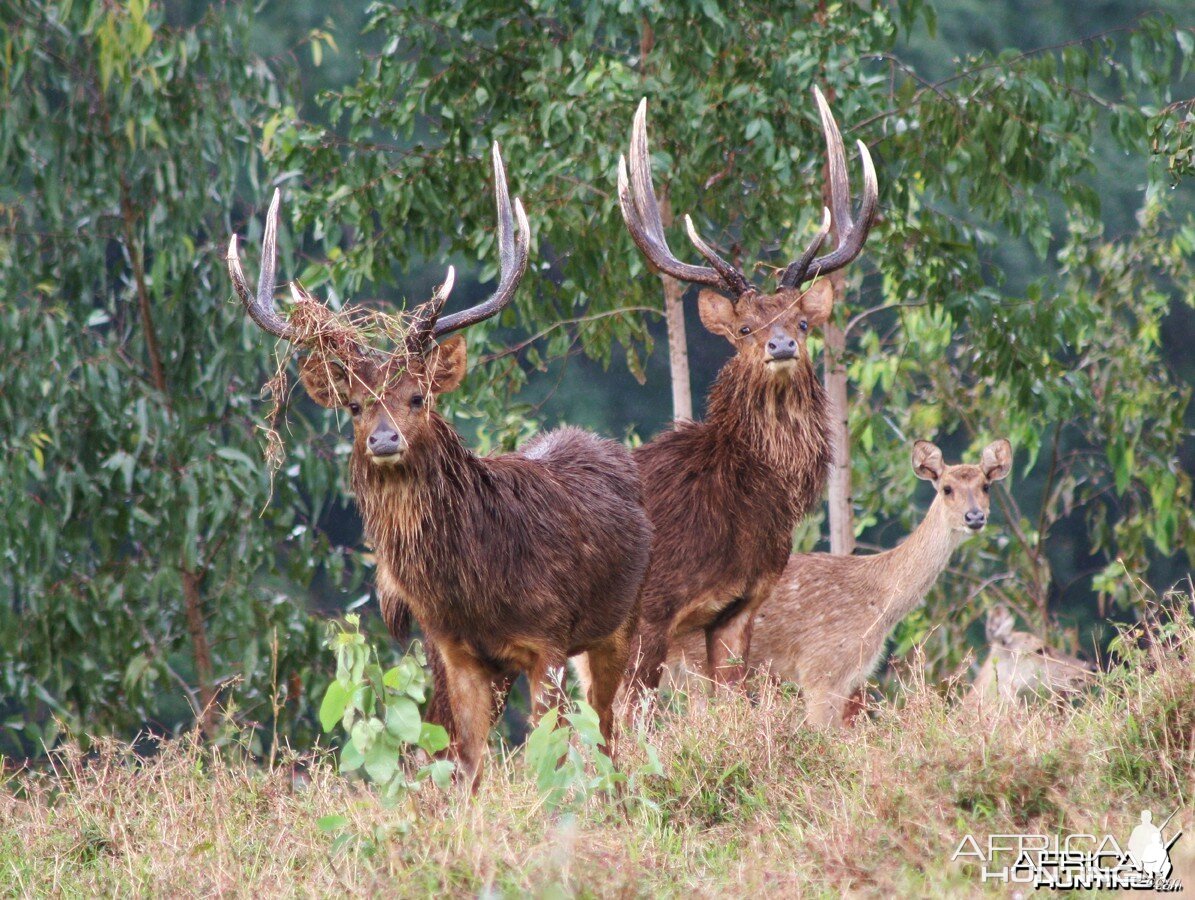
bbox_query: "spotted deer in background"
[973,604,1096,704]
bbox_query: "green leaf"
[340,738,365,773]
[319,679,351,733]
[422,759,454,790]
[363,736,399,784]
[417,722,450,754]
[384,697,422,744]
[316,814,348,834]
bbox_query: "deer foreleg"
[436,640,498,792]
[705,578,776,689]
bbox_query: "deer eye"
[738,326,751,336]
[410,394,424,409]
[348,402,362,416]
[799,319,809,332]
[942,486,953,496]
[983,483,990,493]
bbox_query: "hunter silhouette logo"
[1128,810,1180,883]
[953,809,1185,891]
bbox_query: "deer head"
[617,87,877,376]
[983,604,1097,699]
[912,439,1013,534]
[226,143,530,470]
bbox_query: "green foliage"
[320,615,453,799]
[281,0,1194,679]
[524,698,662,815]
[0,1,342,754]
[2,0,1192,759]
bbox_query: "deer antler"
[227,189,302,342]
[405,142,531,355]
[778,86,878,289]
[617,99,753,299]
[619,91,877,298]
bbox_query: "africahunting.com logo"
[953,809,1184,891]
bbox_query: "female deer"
[973,604,1096,703]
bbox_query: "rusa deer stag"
[972,604,1096,704]
[227,145,652,785]
[669,439,1013,727]
[619,87,878,704]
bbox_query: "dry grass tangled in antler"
[257,290,441,478]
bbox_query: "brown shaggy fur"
[300,340,651,785]
[624,282,835,702]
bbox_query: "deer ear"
[429,334,467,395]
[911,440,945,481]
[981,439,1013,482]
[697,289,737,337]
[986,605,1015,644]
[800,279,834,327]
[298,356,352,408]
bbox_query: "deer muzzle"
[964,509,987,531]
[367,424,407,464]
[764,331,798,367]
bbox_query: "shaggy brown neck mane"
[350,415,480,561]
[706,355,823,445]
[699,353,831,519]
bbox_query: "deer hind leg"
[526,650,569,726]
[621,612,671,720]
[436,641,499,791]
[841,687,868,726]
[803,684,847,729]
[580,623,636,756]
[705,599,757,690]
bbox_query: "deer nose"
[964,509,986,530]
[766,335,798,360]
[367,425,406,458]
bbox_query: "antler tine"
[431,142,531,339]
[226,189,302,341]
[683,216,753,297]
[618,99,750,295]
[779,207,832,290]
[404,266,456,355]
[779,87,879,289]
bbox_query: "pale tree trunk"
[823,314,854,555]
[657,196,693,422]
[660,273,692,421]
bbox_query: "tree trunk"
[637,19,692,423]
[661,272,692,421]
[657,196,693,422]
[823,316,854,555]
[181,568,218,737]
[823,173,854,555]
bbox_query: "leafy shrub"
[524,698,662,815]
[319,615,453,800]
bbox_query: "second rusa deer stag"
[619,87,878,704]
[972,604,1096,704]
[670,439,1013,727]
[228,146,652,785]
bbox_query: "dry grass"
[3,609,1192,898]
